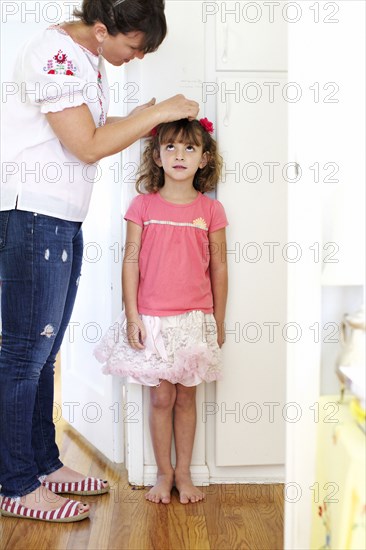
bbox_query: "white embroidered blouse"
[1,25,110,222]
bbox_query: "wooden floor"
[0,363,284,550]
[0,423,284,550]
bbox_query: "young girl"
[94,117,228,504]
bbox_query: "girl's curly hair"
[135,119,223,194]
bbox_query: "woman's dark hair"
[136,119,223,194]
[74,0,167,53]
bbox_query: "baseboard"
[143,464,210,486]
[209,475,285,484]
[141,464,285,487]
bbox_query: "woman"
[0,0,199,522]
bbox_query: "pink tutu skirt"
[93,310,222,387]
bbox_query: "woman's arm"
[106,97,157,125]
[209,228,228,348]
[46,94,198,164]
[122,220,146,350]
[105,116,125,124]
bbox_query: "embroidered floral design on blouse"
[44,49,78,75]
[96,70,106,127]
[54,50,67,64]
[193,217,208,230]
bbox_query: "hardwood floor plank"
[206,533,232,550]
[107,491,133,550]
[167,496,190,549]
[129,495,170,550]
[222,507,260,550]
[219,484,284,550]
[0,518,17,550]
[65,518,93,550]
[3,517,73,550]
[187,515,210,550]
[203,485,229,540]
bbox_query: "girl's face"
[155,140,207,184]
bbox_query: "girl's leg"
[173,384,204,504]
[0,211,88,512]
[146,381,176,504]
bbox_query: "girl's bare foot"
[145,472,174,504]
[174,471,204,504]
[20,486,89,514]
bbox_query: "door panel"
[216,74,287,466]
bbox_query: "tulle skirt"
[93,310,222,387]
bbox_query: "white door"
[215,74,287,467]
[215,0,287,71]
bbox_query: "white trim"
[143,219,208,231]
[142,466,284,488]
[125,383,144,486]
[143,465,210,487]
[209,475,284,485]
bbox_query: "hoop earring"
[97,45,103,55]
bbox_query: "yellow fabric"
[310,395,365,549]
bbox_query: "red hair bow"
[199,117,214,134]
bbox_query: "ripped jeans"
[0,210,83,497]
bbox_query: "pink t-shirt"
[124,192,228,316]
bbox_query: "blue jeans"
[0,210,83,497]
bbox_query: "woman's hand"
[155,94,199,123]
[126,315,146,350]
[126,97,156,138]
[127,98,156,118]
[106,99,157,126]
[127,98,157,137]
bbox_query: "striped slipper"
[39,476,110,496]
[0,496,89,522]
